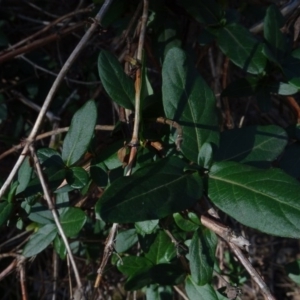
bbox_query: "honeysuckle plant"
[1,0,300,299]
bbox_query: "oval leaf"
[115,229,138,253]
[215,125,287,163]
[0,202,13,227]
[16,157,33,194]
[96,157,203,223]
[185,276,218,300]
[60,208,87,237]
[264,5,287,60]
[209,161,300,238]
[217,23,267,74]
[23,223,57,257]
[145,231,176,264]
[189,228,217,285]
[66,167,89,189]
[162,48,219,162]
[98,50,134,109]
[62,100,97,166]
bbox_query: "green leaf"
[37,148,65,169]
[23,223,57,257]
[151,17,181,63]
[60,208,87,237]
[217,23,267,74]
[66,167,89,189]
[23,169,66,197]
[117,255,153,277]
[135,220,159,235]
[162,48,219,162]
[115,229,138,253]
[56,192,69,215]
[177,0,223,25]
[189,228,217,285]
[264,5,287,60]
[0,202,13,227]
[285,260,300,285]
[28,203,54,225]
[96,157,203,223]
[185,276,218,300]
[146,285,173,300]
[98,50,134,109]
[62,100,97,166]
[16,157,33,194]
[214,125,287,164]
[117,256,154,290]
[197,143,213,169]
[54,235,66,259]
[209,161,300,238]
[145,231,176,264]
[173,212,200,232]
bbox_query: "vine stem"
[94,223,118,288]
[0,0,115,198]
[199,199,275,300]
[127,0,149,175]
[29,145,83,289]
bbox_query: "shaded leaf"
[189,228,217,285]
[145,231,176,264]
[23,223,57,257]
[217,23,267,74]
[173,212,200,232]
[135,220,159,235]
[115,229,138,253]
[185,276,218,300]
[177,0,223,25]
[209,161,300,238]
[285,260,300,285]
[264,5,287,60]
[162,48,219,162]
[60,208,86,237]
[215,125,287,163]
[28,203,54,225]
[16,157,33,194]
[66,167,89,189]
[62,100,97,166]
[54,235,66,259]
[0,202,13,227]
[96,157,203,223]
[98,50,134,109]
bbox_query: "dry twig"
[0,0,115,198]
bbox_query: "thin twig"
[0,0,115,198]
[0,258,18,280]
[0,23,84,64]
[0,124,114,160]
[0,6,93,54]
[94,223,118,288]
[19,55,101,85]
[18,256,28,300]
[199,200,275,300]
[127,0,149,174]
[52,250,58,300]
[11,90,60,122]
[173,286,189,300]
[29,144,82,290]
[230,243,275,300]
